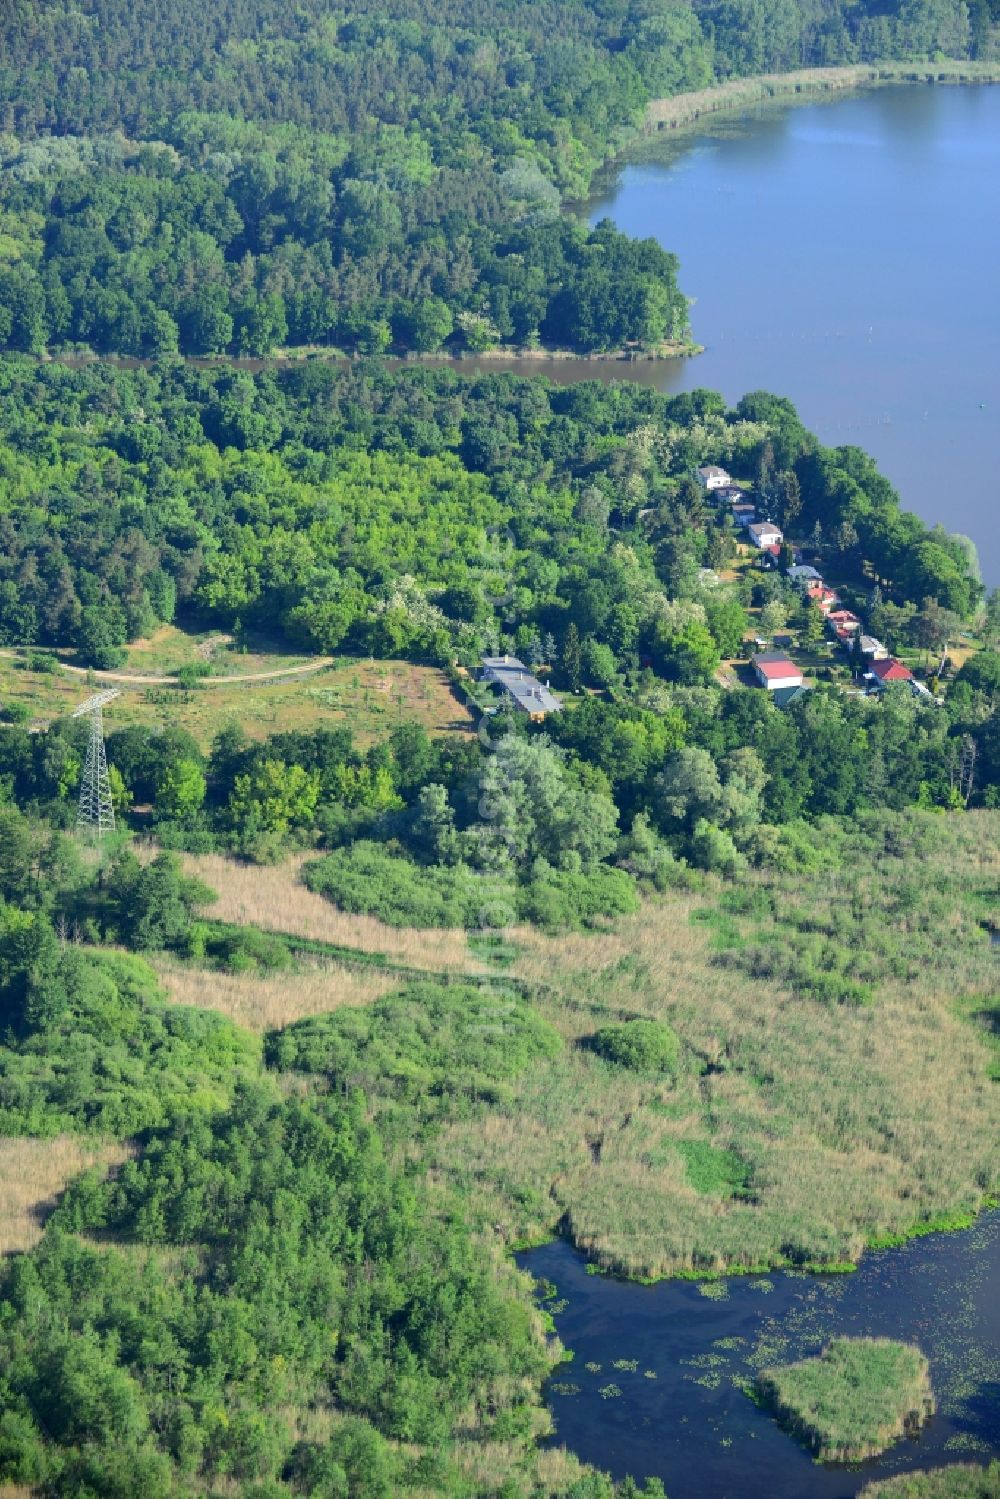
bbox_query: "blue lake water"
[519,1210,1000,1497]
[586,82,1000,587]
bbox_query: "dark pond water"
[518,1210,1000,1498]
[585,82,1000,588]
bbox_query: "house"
[747,521,783,550]
[787,564,823,586]
[827,609,861,634]
[857,635,888,660]
[716,485,745,505]
[732,504,757,527]
[751,652,804,691]
[868,657,913,688]
[480,655,562,720]
[806,582,840,613]
[696,465,732,491]
[770,683,812,709]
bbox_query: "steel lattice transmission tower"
[71,689,121,839]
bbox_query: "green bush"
[517,864,639,931]
[268,980,561,1110]
[302,843,483,928]
[860,1461,1000,1498]
[0,949,259,1136]
[590,1018,680,1076]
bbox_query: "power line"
[70,689,120,839]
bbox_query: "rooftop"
[870,657,913,683]
[752,652,802,681]
[480,655,562,714]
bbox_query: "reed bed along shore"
[179,851,484,973]
[0,1137,132,1255]
[642,60,1000,135]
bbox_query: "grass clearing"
[756,1337,934,1462]
[0,1136,132,1255]
[179,851,486,974]
[151,956,401,1032]
[0,647,472,749]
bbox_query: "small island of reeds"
[756,1336,935,1463]
[860,1460,1000,1497]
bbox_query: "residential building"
[827,609,861,634]
[869,657,913,688]
[747,521,783,549]
[751,652,804,691]
[480,655,562,720]
[857,635,888,660]
[695,465,732,491]
[787,564,823,585]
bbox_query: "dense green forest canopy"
[0,0,991,356]
[0,358,981,674]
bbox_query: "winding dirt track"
[1,650,334,688]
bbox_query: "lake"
[586,82,1000,588]
[519,1210,1000,1498]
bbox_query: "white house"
[747,521,783,550]
[751,653,804,691]
[695,465,732,491]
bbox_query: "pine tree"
[561,622,582,692]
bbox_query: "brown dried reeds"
[0,1136,133,1255]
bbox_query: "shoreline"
[641,59,1000,137]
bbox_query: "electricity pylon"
[71,689,120,839]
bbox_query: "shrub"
[268,980,561,1109]
[517,864,639,931]
[302,843,482,928]
[590,1018,680,1076]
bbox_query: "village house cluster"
[696,466,935,704]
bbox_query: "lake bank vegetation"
[643,59,1000,138]
[860,1462,1000,1497]
[756,1337,935,1462]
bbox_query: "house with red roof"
[827,609,860,633]
[751,652,804,691]
[869,657,913,688]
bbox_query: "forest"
[0,0,993,356]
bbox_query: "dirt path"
[1,650,334,687]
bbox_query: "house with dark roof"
[787,564,823,586]
[480,655,562,720]
[751,652,804,691]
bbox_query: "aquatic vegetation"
[584,1362,603,1374]
[697,1280,729,1300]
[859,1460,1000,1496]
[598,1383,623,1399]
[612,1358,639,1372]
[756,1337,935,1462]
